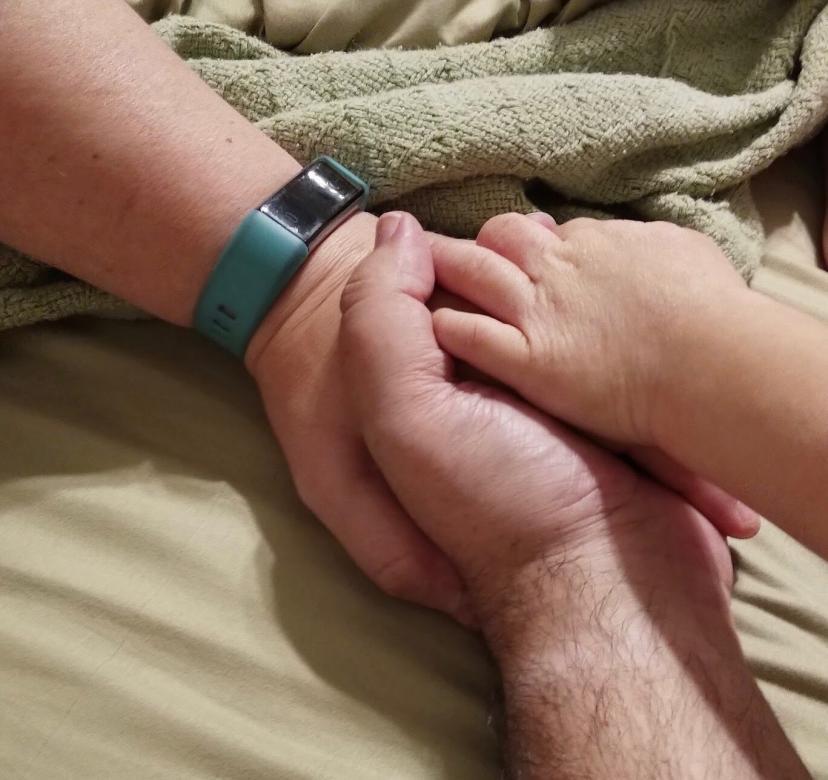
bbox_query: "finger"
[427,286,481,315]
[340,212,450,420]
[297,440,475,625]
[429,234,533,325]
[628,446,761,539]
[339,213,483,624]
[476,212,563,279]
[340,212,462,498]
[427,289,503,384]
[432,308,529,387]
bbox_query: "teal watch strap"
[193,157,368,357]
[194,211,308,357]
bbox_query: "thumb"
[340,212,450,428]
[340,210,435,315]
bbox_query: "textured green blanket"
[1,0,827,330]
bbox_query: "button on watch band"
[193,156,369,357]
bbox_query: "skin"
[0,2,813,774]
[431,212,828,559]
[339,212,809,780]
[0,0,471,619]
[0,0,753,622]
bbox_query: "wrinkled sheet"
[2,1,827,776]
[128,0,607,51]
[1,150,827,779]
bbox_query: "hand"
[338,213,814,780]
[431,213,748,445]
[246,213,470,622]
[338,212,733,616]
[428,213,759,538]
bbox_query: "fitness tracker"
[193,156,369,357]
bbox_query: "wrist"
[477,493,733,665]
[470,504,643,646]
[244,211,377,377]
[649,285,763,455]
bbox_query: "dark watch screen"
[259,159,363,246]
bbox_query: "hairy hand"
[339,212,733,617]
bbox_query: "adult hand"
[429,214,759,540]
[335,213,812,780]
[338,212,733,613]
[246,213,470,622]
[247,209,745,624]
[431,213,747,448]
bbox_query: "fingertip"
[376,211,424,248]
[315,448,469,618]
[375,211,404,246]
[628,448,760,542]
[431,305,452,331]
[526,211,560,233]
[345,211,432,308]
[432,308,528,392]
[714,499,760,540]
[431,307,466,351]
[733,505,761,539]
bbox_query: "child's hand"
[430,213,749,448]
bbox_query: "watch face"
[260,159,363,245]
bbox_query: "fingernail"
[375,212,404,246]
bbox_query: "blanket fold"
[1,0,826,331]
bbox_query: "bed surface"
[1,147,827,779]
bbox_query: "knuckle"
[477,212,527,247]
[293,481,319,517]
[649,219,684,236]
[566,216,600,231]
[464,319,486,350]
[555,216,599,238]
[289,451,354,521]
[647,221,701,249]
[469,249,491,274]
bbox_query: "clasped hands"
[337,210,756,629]
[252,208,758,627]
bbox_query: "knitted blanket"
[1,0,827,330]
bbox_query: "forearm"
[0,0,374,364]
[479,501,808,779]
[657,288,828,558]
